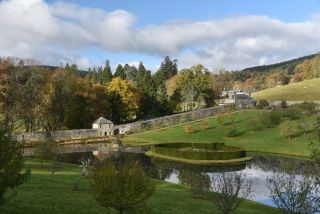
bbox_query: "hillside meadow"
[251,78,320,101]
[124,110,316,158]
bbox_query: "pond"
[57,148,315,208]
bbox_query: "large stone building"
[221,89,254,109]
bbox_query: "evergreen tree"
[124,64,137,82]
[65,63,79,75]
[136,62,147,88]
[114,64,126,80]
[141,70,155,96]
[100,60,113,84]
[152,70,170,115]
[158,56,178,80]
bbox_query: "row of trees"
[0,56,218,132]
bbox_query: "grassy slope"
[252,78,320,101]
[0,159,279,214]
[124,111,312,157]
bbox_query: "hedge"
[151,142,246,161]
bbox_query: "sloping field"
[252,78,320,101]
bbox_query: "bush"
[225,125,240,137]
[281,108,302,120]
[257,99,269,109]
[91,162,155,214]
[281,100,287,109]
[259,111,281,128]
[184,124,194,134]
[245,117,264,132]
[292,102,317,115]
[279,120,300,140]
[201,120,209,130]
[151,143,246,160]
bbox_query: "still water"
[58,150,315,207]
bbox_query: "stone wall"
[17,129,100,143]
[270,100,320,108]
[18,104,233,143]
[139,104,230,131]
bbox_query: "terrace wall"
[18,104,233,143]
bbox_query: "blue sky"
[1,0,320,71]
[47,0,320,23]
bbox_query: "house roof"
[235,93,251,99]
[93,117,113,125]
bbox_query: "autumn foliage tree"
[107,77,142,123]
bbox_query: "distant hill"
[251,78,320,101]
[241,53,319,74]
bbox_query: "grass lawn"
[252,78,320,101]
[0,159,279,214]
[124,110,313,158]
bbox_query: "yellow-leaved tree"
[107,77,142,123]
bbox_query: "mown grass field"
[124,110,315,158]
[0,159,279,214]
[252,78,320,101]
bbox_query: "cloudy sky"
[1,0,320,71]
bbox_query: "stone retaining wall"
[270,100,320,108]
[18,104,233,143]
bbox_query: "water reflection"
[57,151,315,207]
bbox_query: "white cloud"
[75,57,92,70]
[0,0,320,70]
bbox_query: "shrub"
[184,124,194,134]
[292,102,317,115]
[91,162,155,214]
[245,117,264,132]
[281,108,302,120]
[201,120,209,130]
[259,111,281,128]
[257,99,269,109]
[281,100,287,109]
[225,125,240,137]
[279,120,300,140]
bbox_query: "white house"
[92,117,114,136]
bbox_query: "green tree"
[158,56,178,80]
[256,99,269,109]
[0,117,29,206]
[91,162,155,214]
[155,75,169,112]
[114,64,126,80]
[100,60,113,84]
[65,63,79,76]
[279,120,299,140]
[64,94,95,129]
[136,62,147,88]
[124,64,137,82]
[177,65,210,111]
